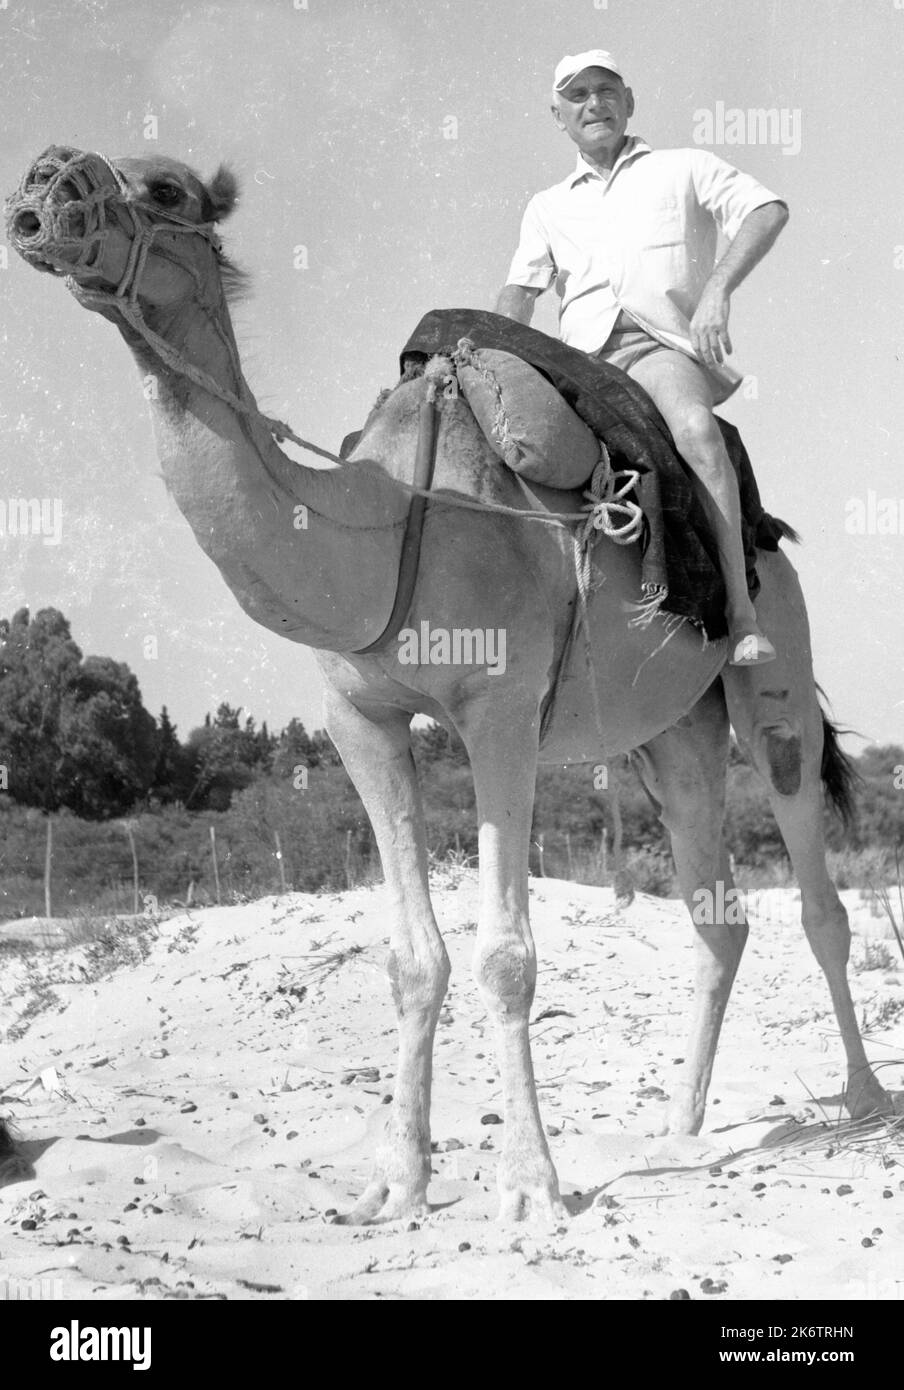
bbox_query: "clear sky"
[1,0,902,750]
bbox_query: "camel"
[3,145,891,1223]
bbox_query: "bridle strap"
[352,392,441,654]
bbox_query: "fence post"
[610,779,624,882]
[344,829,353,890]
[122,820,139,914]
[566,830,574,882]
[537,832,546,878]
[209,825,221,905]
[274,830,287,894]
[44,814,53,919]
[609,767,634,905]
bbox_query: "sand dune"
[1,874,902,1300]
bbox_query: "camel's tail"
[818,693,860,828]
[770,514,801,545]
[767,521,854,823]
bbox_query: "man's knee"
[671,403,722,459]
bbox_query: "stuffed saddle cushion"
[456,346,601,489]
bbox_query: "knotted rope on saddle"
[450,337,644,557]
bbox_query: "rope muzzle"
[4,145,223,306]
[5,147,121,275]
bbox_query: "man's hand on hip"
[690,283,732,367]
[688,201,789,367]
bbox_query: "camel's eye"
[149,182,183,208]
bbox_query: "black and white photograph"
[0,0,902,1337]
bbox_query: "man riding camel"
[496,49,789,665]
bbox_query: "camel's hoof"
[844,1076,894,1122]
[664,1106,704,1137]
[497,1180,567,1225]
[331,1181,430,1227]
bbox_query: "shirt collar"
[567,135,652,187]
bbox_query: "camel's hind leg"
[321,687,451,1224]
[722,550,889,1120]
[634,680,748,1134]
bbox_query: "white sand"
[1,873,901,1301]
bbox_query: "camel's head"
[5,145,243,315]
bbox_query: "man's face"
[551,68,634,160]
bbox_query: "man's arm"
[691,200,789,367]
[495,283,542,324]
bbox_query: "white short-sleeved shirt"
[505,135,784,390]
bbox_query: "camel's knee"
[387,945,450,1019]
[474,936,536,1017]
[801,894,851,969]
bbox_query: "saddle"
[393,309,790,640]
[341,310,791,643]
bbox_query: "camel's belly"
[538,542,727,764]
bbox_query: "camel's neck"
[116,283,408,651]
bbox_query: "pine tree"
[151,706,194,804]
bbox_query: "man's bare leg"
[626,349,775,665]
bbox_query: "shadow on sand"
[0,1119,164,1190]
[559,1095,903,1217]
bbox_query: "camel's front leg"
[322,689,450,1224]
[462,704,566,1224]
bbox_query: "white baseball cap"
[553,49,623,92]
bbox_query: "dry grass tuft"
[296,933,368,986]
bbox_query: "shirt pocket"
[638,195,686,248]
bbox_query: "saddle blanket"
[400,308,791,640]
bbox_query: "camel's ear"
[204,164,239,221]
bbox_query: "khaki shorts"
[593,309,733,407]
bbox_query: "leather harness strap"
[352,395,441,655]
